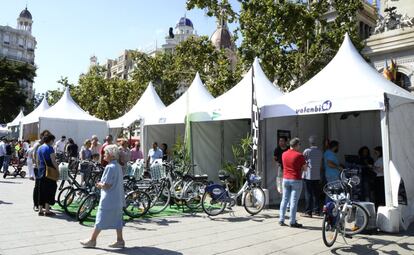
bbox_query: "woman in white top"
[26,144,35,180]
[373,146,385,208]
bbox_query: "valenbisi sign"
[295,100,332,114]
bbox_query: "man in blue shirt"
[146,142,163,167]
[324,140,342,183]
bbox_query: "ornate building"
[0,7,37,99]
[210,17,237,68]
[363,0,414,91]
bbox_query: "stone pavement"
[0,169,413,255]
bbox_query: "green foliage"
[0,58,36,123]
[222,134,252,192]
[172,135,191,173]
[187,0,364,92]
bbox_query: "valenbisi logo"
[295,100,332,114]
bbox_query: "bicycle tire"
[185,181,204,210]
[201,191,226,216]
[148,184,171,214]
[63,188,89,216]
[123,190,151,218]
[343,203,369,235]
[57,186,72,208]
[77,194,97,222]
[243,186,265,215]
[322,214,338,247]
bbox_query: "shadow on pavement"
[0,180,23,184]
[0,200,13,205]
[96,246,183,255]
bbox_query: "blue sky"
[1,0,240,94]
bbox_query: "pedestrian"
[358,146,375,202]
[90,135,102,162]
[37,134,59,216]
[79,139,92,161]
[0,137,6,173]
[279,137,307,228]
[100,135,113,167]
[118,139,131,175]
[80,144,125,248]
[274,136,288,194]
[301,136,323,217]
[324,140,341,183]
[2,139,13,177]
[160,143,169,161]
[32,130,51,212]
[146,142,163,168]
[26,144,35,180]
[130,141,143,162]
[54,136,66,155]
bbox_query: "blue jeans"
[279,179,303,224]
[3,155,11,173]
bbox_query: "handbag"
[44,158,59,181]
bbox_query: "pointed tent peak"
[8,109,25,126]
[191,72,203,87]
[40,96,50,108]
[63,86,71,98]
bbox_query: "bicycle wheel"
[322,214,338,247]
[77,194,97,222]
[148,184,171,214]
[63,188,89,216]
[185,181,204,210]
[201,191,226,216]
[123,190,151,218]
[243,186,265,215]
[57,186,72,208]
[343,203,369,235]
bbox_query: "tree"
[187,0,364,91]
[0,58,36,123]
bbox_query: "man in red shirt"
[279,137,307,228]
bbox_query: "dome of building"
[19,7,32,19]
[211,27,233,50]
[176,17,193,28]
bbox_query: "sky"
[1,0,240,94]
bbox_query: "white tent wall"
[39,118,108,146]
[191,120,250,182]
[143,124,185,158]
[388,96,414,230]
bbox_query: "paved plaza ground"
[0,167,413,255]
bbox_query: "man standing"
[100,135,113,166]
[324,140,341,183]
[54,136,66,154]
[90,135,102,161]
[279,138,307,228]
[146,142,163,168]
[302,136,323,217]
[0,138,6,173]
[130,141,143,161]
[274,136,288,193]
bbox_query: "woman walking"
[37,134,59,216]
[80,144,125,248]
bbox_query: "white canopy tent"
[143,73,214,157]
[7,109,24,139]
[39,87,108,145]
[19,97,50,141]
[107,82,166,138]
[190,58,284,180]
[261,34,414,232]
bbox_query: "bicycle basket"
[150,162,166,180]
[58,162,70,181]
[323,180,346,201]
[131,161,144,179]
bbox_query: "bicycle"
[201,164,265,216]
[322,169,370,247]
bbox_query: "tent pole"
[381,106,393,208]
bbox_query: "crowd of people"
[0,138,31,177]
[274,136,385,228]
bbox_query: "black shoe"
[33,206,39,212]
[290,222,303,228]
[279,221,287,226]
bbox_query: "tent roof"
[145,72,214,125]
[108,82,166,128]
[262,33,414,119]
[41,87,105,122]
[21,97,50,125]
[7,109,24,127]
[191,57,284,121]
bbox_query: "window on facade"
[3,34,10,44]
[396,72,411,91]
[17,51,23,59]
[2,48,8,55]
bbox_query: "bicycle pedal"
[344,234,353,239]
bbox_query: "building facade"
[363,0,414,91]
[0,7,37,99]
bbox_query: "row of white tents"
[6,34,414,232]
